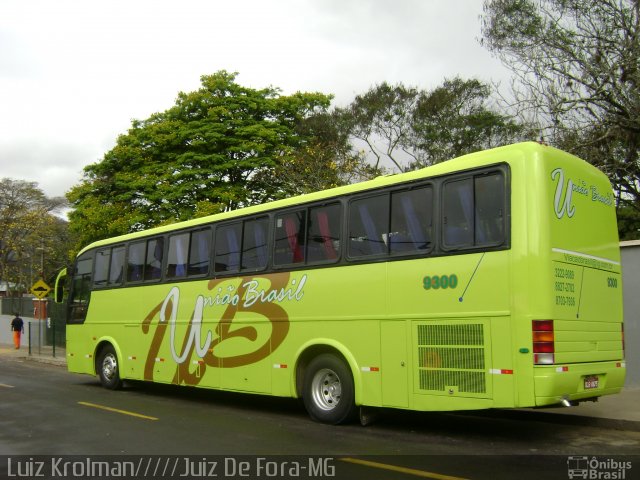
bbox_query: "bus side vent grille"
[417,323,484,346]
[417,324,487,394]
[418,370,486,394]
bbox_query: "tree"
[263,110,381,196]
[342,79,528,172]
[0,178,68,295]
[480,0,640,236]
[67,71,335,247]
[345,82,420,171]
[410,77,530,168]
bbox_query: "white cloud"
[0,0,511,198]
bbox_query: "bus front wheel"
[97,345,122,390]
[303,354,356,424]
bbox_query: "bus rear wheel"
[97,344,122,390]
[303,353,356,424]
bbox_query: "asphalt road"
[1,355,639,480]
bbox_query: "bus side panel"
[386,251,512,411]
[277,263,386,405]
[66,324,96,376]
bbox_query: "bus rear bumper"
[533,361,625,407]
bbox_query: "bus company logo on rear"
[141,273,307,385]
[552,168,613,220]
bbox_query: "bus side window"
[242,217,269,271]
[274,210,306,266]
[127,241,145,282]
[94,249,111,287]
[167,233,190,278]
[69,254,92,324]
[443,171,506,249]
[188,228,211,276]
[214,223,241,274]
[443,178,474,248]
[390,187,433,254]
[108,246,125,285]
[307,203,341,263]
[145,238,164,281]
[348,195,389,257]
[475,173,505,246]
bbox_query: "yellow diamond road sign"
[31,279,51,299]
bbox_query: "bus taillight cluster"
[533,320,555,365]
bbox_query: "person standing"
[10,313,24,349]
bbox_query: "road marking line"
[78,401,158,421]
[0,383,15,388]
[340,457,469,480]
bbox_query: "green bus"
[56,142,626,424]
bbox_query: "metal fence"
[1,296,35,317]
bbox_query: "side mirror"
[54,268,67,304]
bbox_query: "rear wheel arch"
[294,342,361,424]
[295,343,360,399]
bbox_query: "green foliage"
[617,205,640,241]
[68,71,334,247]
[264,110,381,196]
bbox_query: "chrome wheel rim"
[102,353,118,381]
[311,368,342,411]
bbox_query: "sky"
[0,0,510,200]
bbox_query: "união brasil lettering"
[141,273,306,385]
[551,167,614,219]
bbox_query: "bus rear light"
[533,320,555,365]
[534,353,555,365]
[534,342,554,353]
[532,320,554,331]
[533,331,554,342]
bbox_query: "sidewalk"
[0,343,67,367]
[1,342,638,429]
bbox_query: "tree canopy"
[67,71,337,247]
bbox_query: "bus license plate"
[584,376,599,389]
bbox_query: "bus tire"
[97,344,122,390]
[303,353,356,424]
